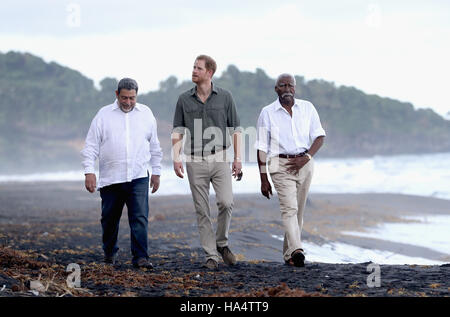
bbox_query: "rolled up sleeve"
[226,92,242,135]
[254,110,270,153]
[172,97,186,135]
[309,106,326,141]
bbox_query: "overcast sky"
[1,0,449,116]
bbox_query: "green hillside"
[0,51,449,173]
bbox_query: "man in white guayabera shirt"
[81,78,162,269]
[255,73,325,267]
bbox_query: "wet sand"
[0,181,449,297]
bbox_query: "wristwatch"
[305,153,312,160]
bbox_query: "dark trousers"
[99,176,149,264]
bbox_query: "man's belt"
[208,146,227,155]
[278,150,308,159]
[191,146,227,157]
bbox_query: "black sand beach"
[0,181,449,298]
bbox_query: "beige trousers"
[186,152,233,262]
[269,157,314,262]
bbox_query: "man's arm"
[84,174,96,193]
[232,132,242,178]
[255,109,272,199]
[172,97,186,178]
[81,114,101,193]
[257,149,272,199]
[285,136,325,175]
[149,114,163,193]
[226,92,242,178]
[172,132,185,178]
[286,104,326,175]
[308,135,325,157]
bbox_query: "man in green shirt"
[172,55,242,270]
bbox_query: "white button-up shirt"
[81,100,163,189]
[255,98,326,157]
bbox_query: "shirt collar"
[190,82,218,96]
[112,99,142,111]
[274,98,299,111]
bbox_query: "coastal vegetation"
[1,51,449,173]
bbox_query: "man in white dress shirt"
[255,73,325,267]
[81,78,162,269]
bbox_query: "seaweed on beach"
[0,183,449,298]
[1,243,449,298]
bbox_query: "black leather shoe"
[291,249,305,267]
[285,258,295,266]
[104,254,117,265]
[133,257,154,269]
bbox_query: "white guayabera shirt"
[255,98,326,157]
[81,100,163,189]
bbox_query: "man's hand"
[232,159,242,179]
[285,156,310,175]
[150,175,160,194]
[85,173,96,193]
[260,177,273,199]
[173,161,184,178]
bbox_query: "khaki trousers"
[186,152,233,262]
[269,157,314,262]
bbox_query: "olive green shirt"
[173,83,241,156]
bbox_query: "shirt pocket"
[208,103,225,111]
[206,104,226,125]
[184,104,202,120]
[184,103,200,113]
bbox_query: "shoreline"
[1,151,450,202]
[0,181,449,297]
[0,181,449,263]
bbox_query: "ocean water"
[270,235,445,265]
[1,152,449,264]
[2,152,450,200]
[270,215,450,265]
[342,215,450,256]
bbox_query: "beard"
[280,93,294,105]
[119,103,135,113]
[281,92,294,99]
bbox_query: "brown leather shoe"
[217,246,237,266]
[203,259,219,270]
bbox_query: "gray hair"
[276,73,296,86]
[117,78,138,94]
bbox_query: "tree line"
[1,51,449,173]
